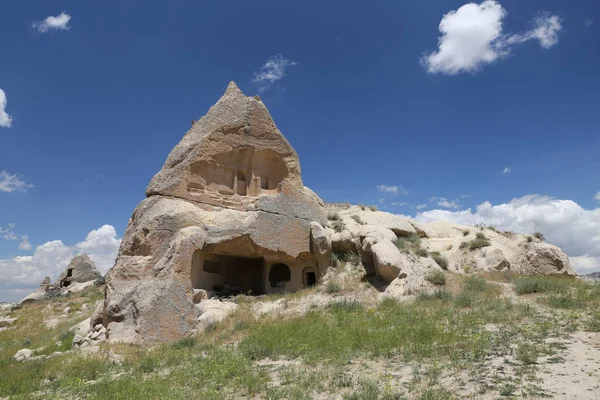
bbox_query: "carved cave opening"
[191,250,265,296]
[302,267,317,288]
[269,263,291,289]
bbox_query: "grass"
[430,251,448,270]
[3,274,597,399]
[468,232,491,250]
[332,221,345,233]
[533,232,545,241]
[331,251,360,266]
[327,211,341,221]
[425,270,446,286]
[350,215,363,225]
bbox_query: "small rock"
[90,331,101,340]
[63,307,71,315]
[73,334,83,344]
[193,289,208,304]
[93,324,103,332]
[0,317,17,328]
[13,348,33,362]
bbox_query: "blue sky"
[1,1,599,301]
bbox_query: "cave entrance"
[302,267,317,288]
[191,251,265,296]
[269,263,291,289]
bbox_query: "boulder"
[13,349,33,362]
[371,241,406,283]
[196,299,238,329]
[0,317,17,328]
[102,82,331,344]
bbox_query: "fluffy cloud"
[503,167,511,174]
[32,12,71,33]
[0,89,13,128]
[421,1,562,75]
[416,195,600,274]
[416,204,428,210]
[0,170,33,193]
[0,225,121,302]
[252,54,297,93]
[595,192,600,201]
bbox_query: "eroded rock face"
[103,82,331,344]
[325,204,576,296]
[56,254,102,288]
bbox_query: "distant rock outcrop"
[20,254,102,304]
[581,272,600,283]
[326,204,576,296]
[100,82,331,345]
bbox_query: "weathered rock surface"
[56,254,102,288]
[325,203,576,296]
[0,317,17,328]
[102,82,331,345]
[13,348,33,362]
[20,254,102,304]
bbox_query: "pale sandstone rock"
[371,241,407,283]
[102,82,331,344]
[70,317,91,337]
[196,299,238,329]
[0,317,17,328]
[56,253,102,289]
[13,348,33,362]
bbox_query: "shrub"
[526,236,533,243]
[350,215,363,225]
[425,270,446,286]
[459,242,469,250]
[416,248,429,257]
[534,231,545,241]
[327,211,341,221]
[417,289,452,302]
[325,282,342,294]
[368,205,378,212]
[430,252,448,270]
[332,221,345,233]
[454,291,474,308]
[468,235,491,250]
[462,265,472,274]
[331,251,360,266]
[462,230,470,236]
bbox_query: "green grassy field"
[1,273,599,399]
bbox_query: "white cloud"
[416,194,600,274]
[0,225,121,302]
[252,54,297,93]
[0,89,13,128]
[377,185,408,195]
[0,170,33,193]
[438,198,460,209]
[377,185,398,194]
[0,223,17,241]
[503,167,511,174]
[18,235,32,251]
[504,14,562,49]
[416,204,428,210]
[32,12,71,33]
[421,1,562,75]
[585,19,593,27]
[595,192,600,202]
[391,202,409,207]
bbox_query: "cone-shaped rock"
[101,82,331,344]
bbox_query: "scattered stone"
[63,307,71,315]
[13,348,33,362]
[0,317,17,328]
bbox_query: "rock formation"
[56,254,102,288]
[20,254,102,304]
[326,204,575,296]
[100,82,331,344]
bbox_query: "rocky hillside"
[326,203,575,296]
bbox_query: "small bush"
[462,230,470,236]
[526,236,533,243]
[459,241,469,250]
[327,211,341,221]
[475,232,486,240]
[332,221,345,233]
[469,236,491,250]
[331,251,360,266]
[430,252,448,270]
[462,264,472,274]
[534,231,545,241]
[454,291,474,308]
[416,248,429,257]
[350,215,363,225]
[325,282,342,294]
[368,205,378,212]
[425,270,446,286]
